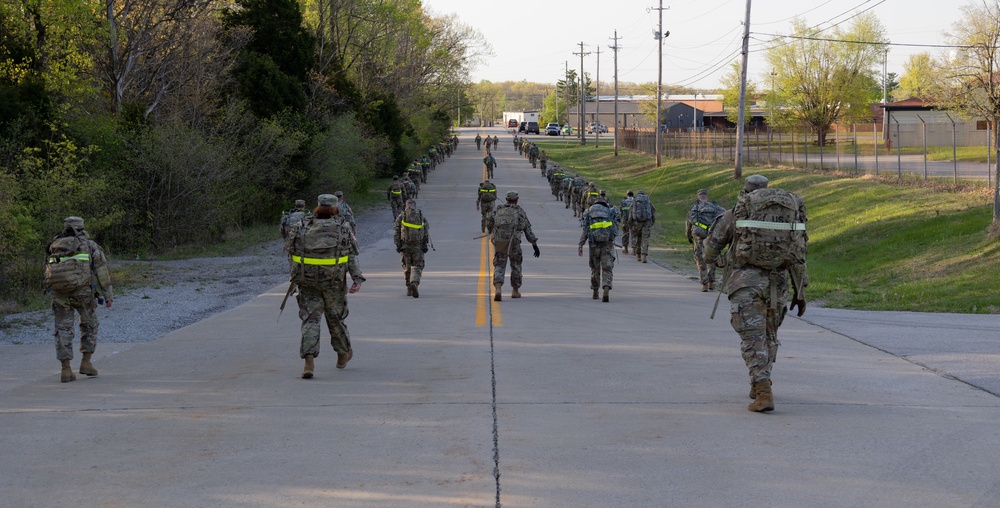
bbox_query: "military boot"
[79,352,98,376]
[336,349,353,369]
[622,245,628,254]
[494,283,502,302]
[747,380,774,412]
[641,254,648,263]
[511,287,521,299]
[602,287,610,303]
[592,288,599,300]
[60,360,75,383]
[302,354,314,379]
[410,282,419,298]
[701,283,710,292]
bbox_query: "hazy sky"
[422,0,965,90]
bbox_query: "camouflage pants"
[52,286,99,361]
[400,248,425,285]
[693,237,716,285]
[588,241,616,290]
[565,190,575,209]
[729,286,786,384]
[621,222,631,250]
[479,204,494,231]
[631,220,652,255]
[390,198,404,219]
[296,284,351,359]
[492,241,524,288]
[550,182,562,200]
[485,165,494,178]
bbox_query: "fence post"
[945,112,957,184]
[874,122,879,176]
[791,126,796,166]
[894,116,901,179]
[917,114,927,180]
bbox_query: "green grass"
[542,145,1000,313]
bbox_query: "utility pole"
[610,30,622,156]
[595,46,601,148]
[564,61,570,129]
[734,0,751,178]
[652,0,668,167]
[575,42,591,145]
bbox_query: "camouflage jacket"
[703,210,808,296]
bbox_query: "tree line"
[0,0,488,303]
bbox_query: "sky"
[421,0,966,91]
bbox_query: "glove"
[395,246,403,253]
[687,236,693,244]
[532,243,540,258]
[422,246,428,253]
[789,297,806,317]
[578,246,584,257]
[349,283,361,294]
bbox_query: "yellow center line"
[477,235,502,327]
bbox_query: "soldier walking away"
[44,217,113,382]
[334,191,356,234]
[492,135,499,150]
[403,173,418,199]
[284,194,363,379]
[408,159,426,184]
[529,143,539,169]
[483,152,497,179]
[335,191,366,288]
[628,189,656,262]
[280,199,307,240]
[619,190,635,254]
[486,191,541,301]
[475,133,482,150]
[394,199,431,298]
[578,191,619,302]
[703,175,809,412]
[539,150,548,172]
[476,179,498,233]
[387,176,408,219]
[685,189,726,291]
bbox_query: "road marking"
[477,235,502,327]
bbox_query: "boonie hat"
[318,194,338,206]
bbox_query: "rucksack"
[585,204,617,243]
[479,182,497,202]
[631,193,653,222]
[732,188,807,270]
[281,210,306,239]
[399,209,426,245]
[292,218,351,286]
[689,201,726,239]
[44,235,93,293]
[491,205,521,253]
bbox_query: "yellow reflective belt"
[735,220,806,231]
[391,190,402,195]
[292,255,349,265]
[480,189,496,193]
[401,220,424,229]
[694,222,710,230]
[50,253,90,264]
[588,192,599,196]
[590,221,612,229]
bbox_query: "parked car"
[561,125,573,135]
[507,119,519,128]
[544,123,561,136]
[518,121,527,133]
[587,122,608,134]
[525,121,540,134]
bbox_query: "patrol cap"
[334,191,344,198]
[392,175,398,180]
[744,175,769,192]
[599,190,606,197]
[63,216,85,229]
[697,188,708,196]
[506,190,519,200]
[318,194,338,206]
[294,199,306,208]
[627,189,634,196]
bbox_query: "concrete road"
[2,127,1000,507]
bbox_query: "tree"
[721,60,757,126]
[766,14,888,145]
[942,0,1000,224]
[897,53,942,100]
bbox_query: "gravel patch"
[0,203,394,346]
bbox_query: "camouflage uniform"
[703,175,809,412]
[475,134,482,150]
[628,190,656,261]
[492,135,499,150]
[476,180,498,233]
[685,190,724,290]
[280,199,307,239]
[561,174,574,206]
[403,175,418,199]
[285,195,361,374]
[334,191,365,286]
[579,198,618,300]
[486,192,540,299]
[483,153,497,179]
[619,192,635,254]
[539,150,548,171]
[394,200,430,297]
[45,217,113,378]
[387,177,408,219]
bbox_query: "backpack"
[631,193,653,222]
[479,182,497,202]
[689,201,726,239]
[293,218,350,286]
[732,188,807,270]
[491,205,521,253]
[399,208,426,245]
[280,210,306,239]
[44,235,93,293]
[585,204,616,243]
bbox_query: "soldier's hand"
[396,246,403,253]
[422,246,428,253]
[687,236,693,244]
[578,246,584,257]
[349,283,361,294]
[532,243,541,258]
[790,297,806,317]
[476,205,479,211]
[106,300,113,309]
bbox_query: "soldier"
[486,191,541,301]
[492,135,499,150]
[393,199,431,298]
[539,149,548,172]
[475,133,483,150]
[402,173,418,199]
[578,191,619,302]
[387,176,407,219]
[420,156,431,181]
[703,175,808,412]
[408,159,425,184]
[619,190,635,254]
[476,179,499,233]
[285,194,362,379]
[561,172,575,208]
[334,191,355,234]
[512,135,519,151]
[685,188,726,291]
[483,152,497,179]
[44,217,113,382]
[528,143,539,170]
[570,174,586,215]
[628,189,656,263]
[280,199,308,240]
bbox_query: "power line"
[752,32,975,49]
